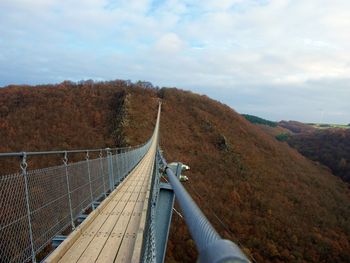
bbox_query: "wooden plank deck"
[46,136,157,263]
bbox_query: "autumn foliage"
[1,82,350,262]
[288,129,350,183]
[126,87,350,263]
[0,80,127,173]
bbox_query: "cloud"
[154,33,185,53]
[0,0,349,123]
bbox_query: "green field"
[307,123,350,129]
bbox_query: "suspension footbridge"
[0,103,249,263]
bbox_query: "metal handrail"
[158,150,250,263]
[0,143,147,158]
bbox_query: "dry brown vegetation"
[279,120,316,134]
[127,87,350,263]
[256,124,292,138]
[0,81,128,173]
[0,82,350,262]
[253,118,350,184]
[288,129,350,184]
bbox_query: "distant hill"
[0,82,350,262]
[287,129,350,183]
[240,115,350,184]
[255,124,291,138]
[242,114,291,140]
[279,120,316,134]
[242,114,277,127]
[308,123,350,129]
[280,121,350,133]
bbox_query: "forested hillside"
[288,129,350,183]
[0,82,350,262]
[125,87,350,262]
[0,81,129,173]
[243,117,350,184]
[279,120,316,134]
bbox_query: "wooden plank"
[130,162,155,262]
[45,165,138,263]
[76,166,148,262]
[115,153,155,262]
[114,195,146,262]
[58,179,137,262]
[95,169,149,262]
[76,197,137,262]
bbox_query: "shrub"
[275,133,289,141]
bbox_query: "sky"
[0,0,349,124]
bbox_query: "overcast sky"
[0,0,349,123]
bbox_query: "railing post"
[133,148,136,166]
[127,146,131,173]
[106,148,114,191]
[86,151,94,209]
[63,152,75,230]
[120,149,125,178]
[115,149,120,184]
[99,150,107,197]
[123,149,127,177]
[126,149,128,175]
[119,149,123,178]
[21,153,36,263]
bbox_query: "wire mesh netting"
[0,173,32,263]
[142,154,160,263]
[0,140,151,263]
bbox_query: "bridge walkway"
[46,133,158,263]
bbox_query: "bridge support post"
[127,146,132,174]
[21,153,37,263]
[106,148,114,192]
[116,149,121,184]
[99,150,107,197]
[86,151,94,209]
[63,152,75,230]
[122,149,126,178]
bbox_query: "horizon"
[1,0,349,124]
[1,78,348,125]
